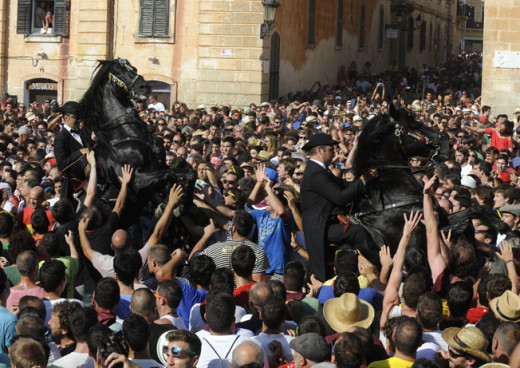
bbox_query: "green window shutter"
[16,0,31,35]
[54,0,67,36]
[139,0,155,37]
[153,0,169,37]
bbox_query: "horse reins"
[60,143,97,175]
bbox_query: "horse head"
[389,104,451,164]
[106,58,149,103]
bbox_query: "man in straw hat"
[489,290,520,323]
[300,132,379,281]
[323,293,374,332]
[441,326,492,367]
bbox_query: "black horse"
[79,59,193,226]
[353,106,451,254]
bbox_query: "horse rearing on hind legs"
[79,58,193,226]
[353,105,451,255]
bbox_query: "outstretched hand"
[403,210,423,237]
[423,174,437,195]
[119,164,133,185]
[168,183,184,207]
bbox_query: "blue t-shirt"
[249,209,294,274]
[115,294,132,319]
[0,307,16,354]
[177,279,208,326]
[318,286,383,310]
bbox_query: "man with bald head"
[131,288,175,364]
[19,185,55,232]
[236,283,273,333]
[232,340,265,368]
[78,184,184,281]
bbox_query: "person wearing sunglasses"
[161,329,201,368]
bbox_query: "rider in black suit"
[300,133,379,281]
[54,101,91,199]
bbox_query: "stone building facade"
[0,0,459,108]
[482,0,520,117]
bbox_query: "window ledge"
[24,35,62,43]
[134,35,175,44]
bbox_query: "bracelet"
[292,245,301,252]
[505,260,514,264]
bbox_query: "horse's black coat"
[353,106,451,254]
[78,59,193,226]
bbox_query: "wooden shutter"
[153,0,169,37]
[139,0,155,37]
[16,0,31,35]
[54,0,67,36]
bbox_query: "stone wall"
[482,0,520,117]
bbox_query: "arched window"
[147,81,172,110]
[26,78,58,106]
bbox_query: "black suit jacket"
[300,160,364,281]
[54,127,90,198]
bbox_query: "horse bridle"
[108,59,143,99]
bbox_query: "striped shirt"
[202,239,270,274]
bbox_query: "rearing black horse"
[353,106,451,254]
[79,59,191,225]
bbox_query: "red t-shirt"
[486,127,513,151]
[234,281,256,310]
[19,206,55,232]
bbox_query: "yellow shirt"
[368,357,414,368]
[323,275,371,288]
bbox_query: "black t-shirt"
[149,323,176,364]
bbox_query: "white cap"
[461,175,476,189]
[0,182,13,196]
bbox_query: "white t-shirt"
[461,164,473,178]
[195,332,249,368]
[44,298,83,324]
[423,330,449,351]
[148,102,166,112]
[160,314,188,330]
[189,303,246,333]
[52,352,94,368]
[252,332,294,362]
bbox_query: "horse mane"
[354,114,396,173]
[79,60,119,132]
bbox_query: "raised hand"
[168,183,184,207]
[403,210,423,236]
[119,164,134,185]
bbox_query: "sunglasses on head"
[163,345,195,357]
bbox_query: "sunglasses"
[172,140,180,144]
[154,293,168,303]
[449,348,465,359]
[163,346,195,357]
[223,180,235,185]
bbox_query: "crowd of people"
[1,52,520,368]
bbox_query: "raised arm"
[423,174,447,282]
[497,241,519,295]
[148,184,184,246]
[284,191,303,233]
[64,230,79,259]
[381,211,423,328]
[84,150,97,207]
[188,220,218,261]
[112,164,133,216]
[78,215,94,262]
[248,163,267,205]
[155,249,188,282]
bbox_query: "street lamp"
[260,0,279,39]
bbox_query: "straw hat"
[323,293,374,332]
[441,327,491,362]
[489,290,520,322]
[25,112,36,121]
[256,150,272,161]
